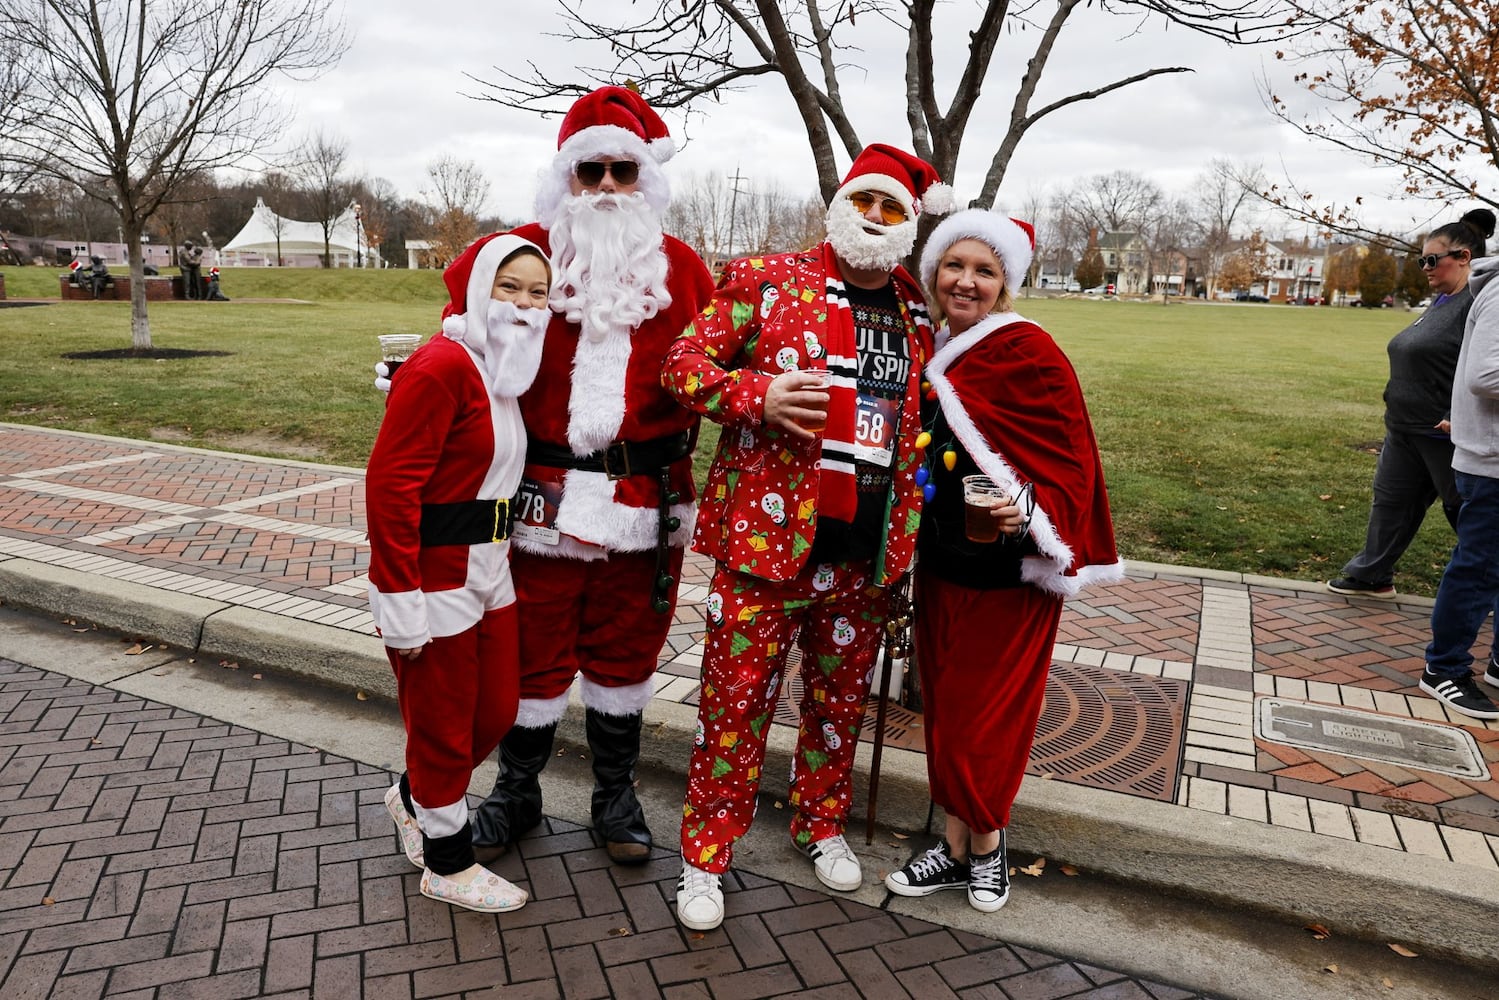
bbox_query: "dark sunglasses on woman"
[575,160,640,187]
[1419,250,1467,269]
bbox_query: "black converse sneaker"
[967,834,1010,913]
[1419,670,1499,720]
[885,839,970,896]
[1484,656,1499,689]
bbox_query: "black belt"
[419,498,514,547]
[526,431,693,481]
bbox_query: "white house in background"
[221,198,379,267]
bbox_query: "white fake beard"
[479,300,549,398]
[547,191,672,344]
[824,199,918,272]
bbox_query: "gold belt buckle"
[602,441,632,480]
[491,498,510,542]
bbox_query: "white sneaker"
[804,834,862,891]
[676,863,724,930]
[384,782,424,868]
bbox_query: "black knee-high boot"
[586,708,652,865]
[470,722,555,852]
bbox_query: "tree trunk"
[126,223,152,351]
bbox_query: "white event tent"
[220,198,378,267]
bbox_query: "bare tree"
[1191,158,1266,297]
[665,171,825,271]
[1262,0,1498,246]
[0,0,346,348]
[1068,170,1164,235]
[465,1,1294,211]
[421,155,491,267]
[351,176,400,268]
[258,171,298,267]
[298,130,353,268]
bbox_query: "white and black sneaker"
[886,839,970,896]
[1419,670,1499,720]
[803,834,862,891]
[967,837,1010,913]
[675,863,725,930]
[1483,656,1499,689]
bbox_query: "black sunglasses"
[574,160,640,187]
[1419,250,1466,269]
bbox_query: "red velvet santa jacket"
[924,312,1124,597]
[366,334,527,648]
[662,243,933,585]
[509,223,714,559]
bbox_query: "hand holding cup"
[765,368,832,441]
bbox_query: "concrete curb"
[2,554,1495,965]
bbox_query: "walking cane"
[865,576,913,845]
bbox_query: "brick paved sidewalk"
[1,424,1498,878]
[0,658,1211,999]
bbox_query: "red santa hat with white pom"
[535,86,676,225]
[833,143,955,221]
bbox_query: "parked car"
[1234,292,1269,303]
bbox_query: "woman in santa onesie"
[366,233,551,913]
[884,209,1124,913]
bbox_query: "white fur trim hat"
[832,143,954,219]
[920,209,1036,294]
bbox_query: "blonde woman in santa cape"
[884,209,1124,912]
[365,233,551,913]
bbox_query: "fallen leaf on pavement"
[606,927,631,937]
[1388,943,1417,958]
[251,673,262,680]
[892,832,908,839]
[124,643,152,655]
[1304,923,1331,940]
[221,660,239,670]
[1059,864,1079,877]
[188,658,196,664]
[1323,964,1338,974]
[1019,857,1046,877]
[356,691,368,701]
[1382,978,1393,989]
[42,897,55,906]
[72,628,89,633]
[61,618,76,625]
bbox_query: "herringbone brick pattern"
[0,660,1210,998]
[1251,594,1427,690]
[1058,578,1200,660]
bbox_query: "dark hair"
[498,243,551,282]
[1428,208,1496,259]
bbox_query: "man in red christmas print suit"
[661,144,954,929]
[468,87,715,865]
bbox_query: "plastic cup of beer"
[378,334,422,377]
[962,475,1007,543]
[798,368,832,432]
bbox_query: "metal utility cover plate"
[1256,697,1488,779]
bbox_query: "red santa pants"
[389,604,520,830]
[914,569,1062,834]
[513,547,684,709]
[680,559,886,874]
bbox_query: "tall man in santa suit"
[469,87,715,865]
[661,144,953,929]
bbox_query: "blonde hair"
[925,238,1014,328]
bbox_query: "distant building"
[220,198,379,267]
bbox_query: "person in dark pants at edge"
[180,239,204,300]
[1329,209,1497,600]
[1419,214,1499,720]
[466,87,715,867]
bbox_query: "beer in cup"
[797,368,832,432]
[378,334,422,378]
[962,475,1007,543]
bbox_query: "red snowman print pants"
[681,558,888,874]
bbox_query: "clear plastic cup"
[798,368,831,432]
[378,334,422,377]
[962,474,1007,543]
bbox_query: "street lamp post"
[354,203,363,269]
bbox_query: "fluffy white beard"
[548,191,672,344]
[824,199,918,272]
[479,300,549,398]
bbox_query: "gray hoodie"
[1451,256,1499,477]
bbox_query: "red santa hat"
[440,232,548,341]
[919,208,1035,295]
[832,143,954,220]
[536,86,674,223]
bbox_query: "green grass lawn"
[0,272,1444,594]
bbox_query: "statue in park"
[69,255,114,299]
[204,266,229,301]
[179,239,204,300]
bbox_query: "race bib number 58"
[852,394,899,467]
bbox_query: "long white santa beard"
[547,191,673,345]
[824,200,918,272]
[480,301,549,399]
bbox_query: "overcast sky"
[271,1,1452,239]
